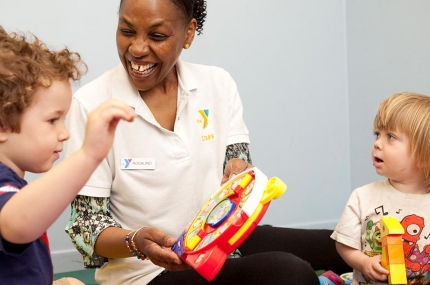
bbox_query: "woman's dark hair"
[119,0,207,35]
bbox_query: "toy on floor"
[340,272,352,285]
[380,216,407,284]
[171,167,287,281]
[318,270,345,285]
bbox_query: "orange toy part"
[380,216,407,284]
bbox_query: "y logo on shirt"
[197,109,215,142]
[198,109,209,129]
[123,158,132,168]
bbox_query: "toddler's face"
[372,129,422,189]
[2,80,72,177]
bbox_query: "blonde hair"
[0,26,87,132]
[374,92,430,191]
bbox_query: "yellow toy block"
[381,216,405,236]
[380,216,407,285]
[386,264,407,284]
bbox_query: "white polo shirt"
[65,59,250,285]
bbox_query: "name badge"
[121,158,155,170]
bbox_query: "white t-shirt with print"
[65,59,250,285]
[331,179,430,285]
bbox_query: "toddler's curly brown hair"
[0,26,87,132]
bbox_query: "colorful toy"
[380,216,407,284]
[340,272,353,285]
[318,270,345,285]
[319,276,337,285]
[171,167,287,281]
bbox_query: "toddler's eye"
[373,131,380,139]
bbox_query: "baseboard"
[281,219,338,230]
[51,249,85,273]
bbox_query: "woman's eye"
[48,118,58,124]
[150,33,167,41]
[120,29,134,36]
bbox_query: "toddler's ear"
[0,125,9,142]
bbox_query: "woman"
[65,0,350,284]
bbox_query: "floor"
[54,269,329,284]
[54,269,97,285]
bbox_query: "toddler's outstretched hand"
[82,99,135,163]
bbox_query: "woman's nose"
[129,38,150,57]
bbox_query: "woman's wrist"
[125,227,147,260]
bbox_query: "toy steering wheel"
[172,167,287,281]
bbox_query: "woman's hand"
[221,158,253,185]
[135,227,190,271]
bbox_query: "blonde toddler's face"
[372,129,424,193]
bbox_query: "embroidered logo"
[198,109,209,129]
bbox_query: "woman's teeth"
[131,62,155,74]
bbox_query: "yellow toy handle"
[260,177,287,205]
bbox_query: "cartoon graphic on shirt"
[360,212,430,285]
[400,214,430,276]
[365,206,430,275]
[365,220,382,256]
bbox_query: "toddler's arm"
[0,99,135,244]
[336,241,389,283]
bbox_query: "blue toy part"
[319,276,337,285]
[206,199,236,227]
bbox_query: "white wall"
[1,0,429,273]
[347,0,430,190]
[186,0,350,230]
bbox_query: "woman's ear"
[184,18,197,48]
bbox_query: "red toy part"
[320,270,345,285]
[172,167,286,281]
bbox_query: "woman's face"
[117,0,196,92]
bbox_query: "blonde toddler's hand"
[361,255,389,283]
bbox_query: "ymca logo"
[198,109,209,129]
[123,158,132,168]
[121,158,156,170]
